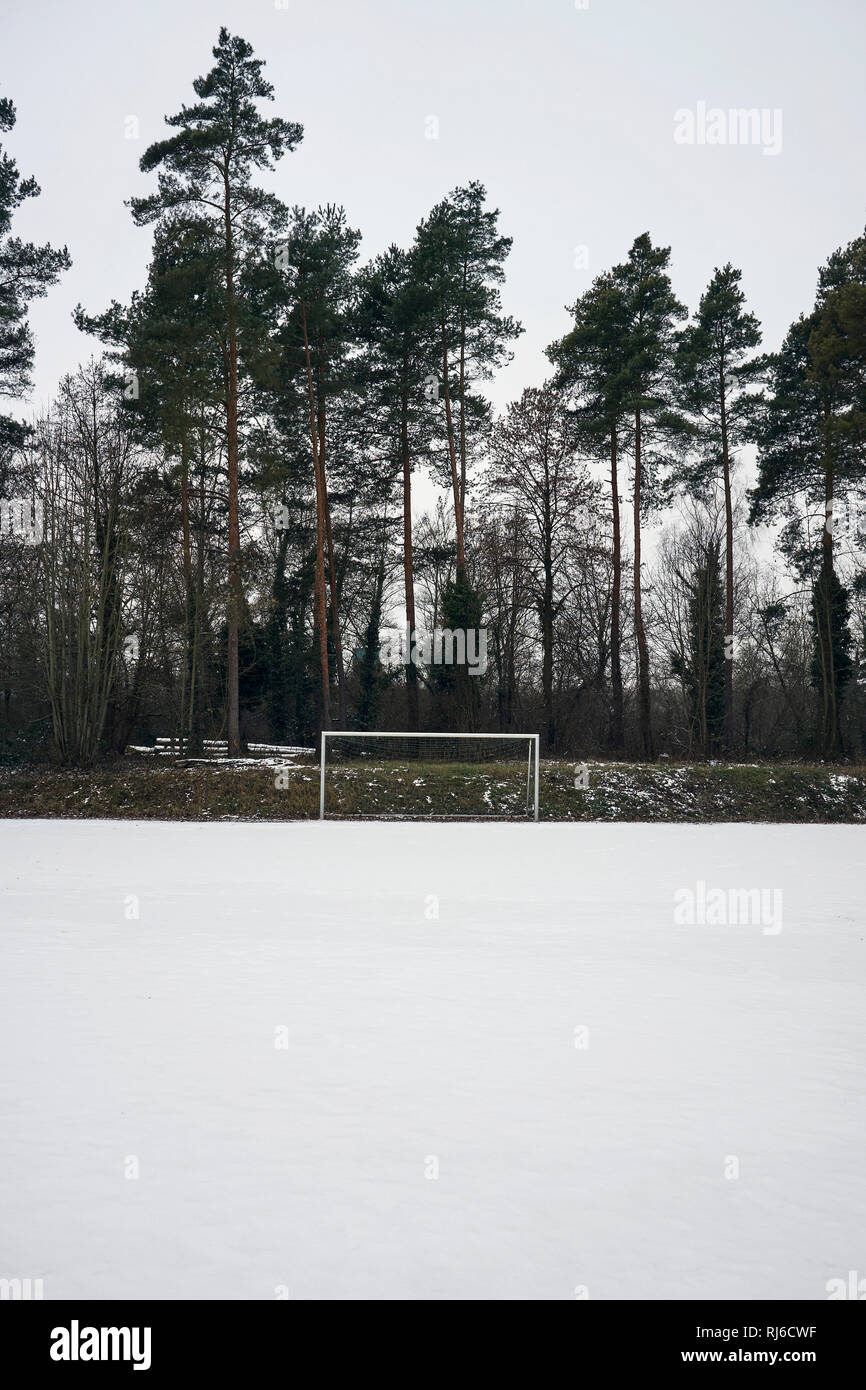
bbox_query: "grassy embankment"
[2,755,866,822]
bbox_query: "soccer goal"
[319,731,540,821]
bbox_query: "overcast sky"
[5,0,866,424]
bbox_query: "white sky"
[5,0,866,465]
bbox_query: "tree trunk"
[268,525,291,740]
[194,443,209,743]
[458,279,468,524]
[542,563,554,752]
[223,172,242,759]
[697,562,710,758]
[440,321,465,574]
[317,387,346,727]
[820,430,839,757]
[322,484,345,726]
[609,421,624,750]
[180,430,195,755]
[301,306,331,729]
[633,407,653,758]
[719,357,734,754]
[400,371,419,731]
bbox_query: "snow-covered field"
[1,819,864,1301]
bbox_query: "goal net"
[319,732,540,821]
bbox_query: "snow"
[1,819,864,1301]
[128,741,313,765]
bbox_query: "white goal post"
[319,731,540,821]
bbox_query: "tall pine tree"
[750,228,866,755]
[413,182,521,578]
[548,271,632,750]
[354,244,439,731]
[675,265,762,751]
[613,233,687,758]
[128,29,302,755]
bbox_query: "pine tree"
[412,183,520,730]
[76,215,226,752]
[0,94,70,454]
[128,29,303,756]
[354,245,439,731]
[273,205,361,731]
[548,271,632,750]
[750,227,866,755]
[413,182,521,577]
[613,234,687,758]
[675,265,762,751]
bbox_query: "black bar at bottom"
[3,1298,863,1376]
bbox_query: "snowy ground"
[1,820,864,1301]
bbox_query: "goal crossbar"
[319,731,540,821]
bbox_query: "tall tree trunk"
[542,562,555,752]
[268,525,291,739]
[820,426,838,756]
[180,429,195,755]
[322,486,345,726]
[301,305,331,729]
[91,398,124,757]
[458,282,468,522]
[697,562,710,758]
[400,370,419,731]
[440,320,465,574]
[194,442,209,742]
[719,357,734,754]
[317,386,346,726]
[223,172,242,758]
[441,317,472,729]
[609,421,624,750]
[541,458,555,752]
[633,407,653,758]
